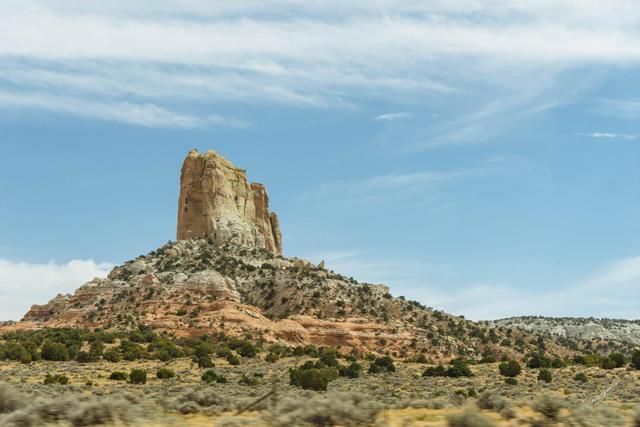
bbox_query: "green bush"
[338,362,362,379]
[236,341,257,358]
[44,374,69,385]
[103,349,121,362]
[76,351,96,363]
[129,369,147,384]
[574,372,588,383]
[156,368,175,379]
[368,356,396,374]
[120,340,146,361]
[41,341,70,361]
[265,352,279,363]
[498,360,521,378]
[290,367,338,391]
[239,373,259,386]
[201,369,228,384]
[631,351,640,370]
[526,353,551,369]
[109,371,128,381]
[446,361,473,378]
[538,368,553,383]
[504,377,518,385]
[423,365,447,377]
[227,354,240,365]
[195,355,214,369]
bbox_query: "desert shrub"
[44,374,69,385]
[149,339,182,361]
[170,388,226,414]
[227,354,240,365]
[318,348,340,368]
[566,404,625,427]
[103,349,121,362]
[368,356,396,374]
[228,339,257,358]
[129,369,147,384]
[75,351,97,363]
[573,372,588,383]
[476,391,515,418]
[0,383,24,414]
[156,367,176,379]
[631,350,640,370]
[600,353,625,370]
[338,362,362,378]
[108,371,128,381]
[538,368,553,383]
[1,343,31,362]
[196,354,214,369]
[290,367,338,391]
[201,370,228,384]
[68,397,136,426]
[238,373,259,386]
[533,395,564,421]
[120,340,147,361]
[498,360,521,377]
[264,391,382,427]
[446,361,473,378]
[504,378,518,385]
[447,406,497,427]
[41,341,70,361]
[265,352,279,363]
[293,345,318,357]
[526,353,551,369]
[576,353,603,367]
[423,365,447,377]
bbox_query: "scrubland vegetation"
[1,328,639,426]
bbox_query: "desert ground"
[1,349,639,426]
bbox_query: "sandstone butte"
[1,150,575,359]
[177,149,282,256]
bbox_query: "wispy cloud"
[0,259,113,321]
[0,91,247,128]
[1,1,640,129]
[375,112,412,121]
[583,132,639,140]
[427,255,640,320]
[304,154,533,206]
[597,99,640,120]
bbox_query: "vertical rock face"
[177,149,282,255]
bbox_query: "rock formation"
[177,149,282,255]
[4,149,591,359]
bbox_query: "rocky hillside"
[1,149,599,360]
[489,317,640,350]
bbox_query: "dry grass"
[1,357,639,426]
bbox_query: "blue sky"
[1,1,639,321]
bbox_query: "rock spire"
[177,149,282,255]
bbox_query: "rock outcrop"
[490,316,640,347]
[3,149,593,359]
[177,150,282,255]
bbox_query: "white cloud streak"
[0,91,248,128]
[584,132,639,140]
[424,255,640,320]
[375,112,413,121]
[0,259,113,321]
[0,1,639,129]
